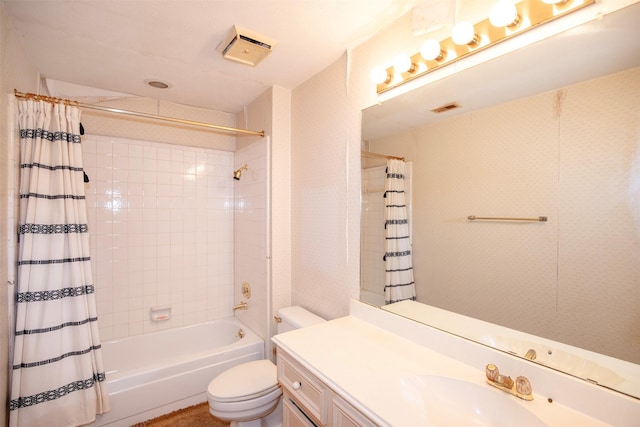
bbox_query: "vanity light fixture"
[371,0,595,93]
[370,66,391,84]
[420,39,446,62]
[489,0,521,28]
[393,53,416,74]
[452,21,480,46]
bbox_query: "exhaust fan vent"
[217,25,277,67]
[431,102,460,113]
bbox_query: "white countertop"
[272,311,618,426]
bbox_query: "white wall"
[1,3,40,424]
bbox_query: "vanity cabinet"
[277,349,377,427]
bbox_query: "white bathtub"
[91,318,264,426]
[359,290,385,306]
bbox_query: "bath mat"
[131,402,229,427]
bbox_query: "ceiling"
[5,0,637,125]
[2,0,433,113]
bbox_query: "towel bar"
[467,215,547,222]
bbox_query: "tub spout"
[524,348,537,360]
[233,301,248,312]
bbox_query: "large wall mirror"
[360,3,640,399]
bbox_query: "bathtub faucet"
[233,301,248,312]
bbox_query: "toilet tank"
[277,306,325,334]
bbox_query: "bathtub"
[359,290,385,306]
[91,318,264,426]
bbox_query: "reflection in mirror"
[360,3,640,399]
[361,151,414,306]
[383,300,640,398]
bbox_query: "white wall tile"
[84,135,235,339]
[232,138,269,341]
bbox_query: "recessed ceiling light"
[144,79,171,89]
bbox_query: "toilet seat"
[208,359,278,402]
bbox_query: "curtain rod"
[361,150,404,161]
[14,89,264,137]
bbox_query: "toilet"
[207,306,325,427]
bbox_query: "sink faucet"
[233,301,248,312]
[485,364,533,401]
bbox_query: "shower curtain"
[383,159,416,304]
[10,99,109,426]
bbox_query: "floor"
[131,402,230,427]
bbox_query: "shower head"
[233,164,248,180]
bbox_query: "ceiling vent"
[217,25,277,67]
[430,102,460,114]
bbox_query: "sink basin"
[400,375,546,426]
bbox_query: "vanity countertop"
[272,312,616,427]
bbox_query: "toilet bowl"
[207,306,324,427]
[208,360,282,426]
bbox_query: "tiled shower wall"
[360,166,385,299]
[82,135,235,340]
[233,138,269,343]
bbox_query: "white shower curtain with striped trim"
[10,99,110,427]
[383,159,416,304]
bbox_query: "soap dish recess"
[150,305,171,321]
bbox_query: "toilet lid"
[208,360,278,401]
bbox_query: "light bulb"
[489,0,519,27]
[452,21,478,46]
[393,53,412,73]
[370,66,389,84]
[420,39,445,61]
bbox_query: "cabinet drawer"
[278,350,329,425]
[332,395,377,427]
[283,393,318,427]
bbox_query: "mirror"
[360,3,640,399]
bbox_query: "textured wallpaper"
[291,55,356,321]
